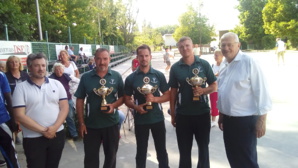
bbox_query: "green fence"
[31,42,130,61]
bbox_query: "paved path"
[13,51,298,168]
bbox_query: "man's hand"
[79,123,87,138]
[134,103,148,115]
[218,113,224,131]
[192,86,204,96]
[145,94,156,103]
[42,126,57,139]
[104,104,115,114]
[171,115,176,127]
[256,114,267,138]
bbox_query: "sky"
[135,0,240,31]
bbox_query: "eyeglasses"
[220,42,238,48]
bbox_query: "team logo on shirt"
[151,77,158,84]
[109,79,116,84]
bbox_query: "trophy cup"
[186,68,207,101]
[137,77,158,110]
[93,79,113,112]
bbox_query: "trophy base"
[193,96,200,101]
[101,106,110,113]
[143,105,153,111]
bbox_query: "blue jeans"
[66,99,78,137]
[118,110,125,130]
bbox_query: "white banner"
[79,44,92,57]
[109,45,115,54]
[0,41,32,65]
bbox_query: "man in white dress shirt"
[217,32,272,168]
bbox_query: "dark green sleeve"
[157,72,169,93]
[74,74,87,99]
[124,73,134,96]
[117,73,124,98]
[168,64,178,88]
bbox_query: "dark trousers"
[84,125,119,168]
[0,123,20,168]
[23,130,65,168]
[176,113,210,168]
[135,121,169,168]
[223,115,259,168]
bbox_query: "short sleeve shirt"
[0,72,11,124]
[12,77,68,138]
[64,61,78,76]
[124,67,169,125]
[168,56,217,115]
[75,68,124,128]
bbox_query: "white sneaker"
[211,121,217,127]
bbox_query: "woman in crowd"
[49,63,80,141]
[5,56,30,144]
[59,50,80,78]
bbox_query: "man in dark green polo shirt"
[169,37,217,168]
[75,48,124,168]
[124,44,170,168]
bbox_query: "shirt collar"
[135,66,155,75]
[91,67,112,77]
[223,50,243,65]
[27,77,49,88]
[178,55,201,66]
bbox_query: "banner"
[79,44,92,57]
[0,41,32,65]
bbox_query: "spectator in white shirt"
[217,32,272,168]
[275,38,286,66]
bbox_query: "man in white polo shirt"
[12,53,69,168]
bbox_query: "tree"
[0,0,34,41]
[155,25,178,35]
[263,0,298,48]
[236,0,275,49]
[173,6,215,45]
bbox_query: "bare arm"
[145,90,170,104]
[106,96,124,114]
[74,69,80,78]
[170,88,178,127]
[76,98,87,137]
[193,81,217,96]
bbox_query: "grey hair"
[27,53,48,68]
[177,36,193,46]
[220,32,240,43]
[52,62,65,73]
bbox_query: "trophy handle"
[137,87,144,95]
[106,87,114,96]
[186,78,192,86]
[151,85,158,93]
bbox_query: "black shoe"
[0,160,6,167]
[73,136,79,141]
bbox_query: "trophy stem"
[102,95,107,106]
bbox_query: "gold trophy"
[137,77,158,110]
[93,79,113,112]
[186,68,207,101]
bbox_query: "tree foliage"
[263,0,298,47]
[173,6,215,45]
[237,0,270,49]
[0,0,138,46]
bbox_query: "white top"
[217,51,272,116]
[276,40,285,52]
[64,61,78,76]
[12,78,67,138]
[212,61,225,75]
